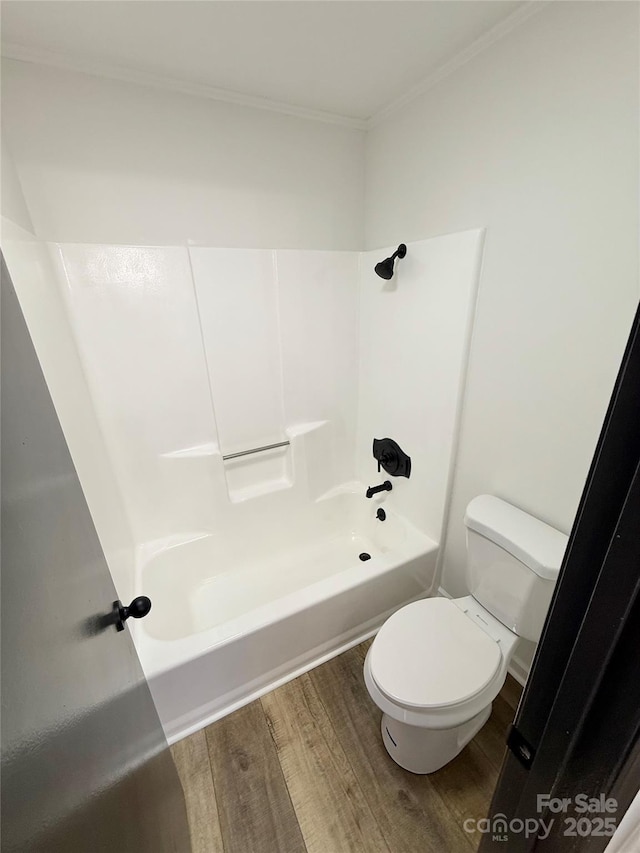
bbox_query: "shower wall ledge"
[160,443,219,459]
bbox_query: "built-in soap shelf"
[159,421,333,505]
[223,441,292,503]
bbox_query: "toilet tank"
[464,496,569,642]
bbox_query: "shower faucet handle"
[373,438,412,479]
[377,451,392,473]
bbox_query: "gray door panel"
[1,259,191,852]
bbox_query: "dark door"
[480,301,640,851]
[1,260,191,852]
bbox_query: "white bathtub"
[133,489,438,743]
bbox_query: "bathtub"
[133,489,438,743]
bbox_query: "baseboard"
[506,656,529,687]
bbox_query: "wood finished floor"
[171,640,522,853]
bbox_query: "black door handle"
[112,596,152,632]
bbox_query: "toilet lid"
[370,598,502,709]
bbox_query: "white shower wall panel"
[50,234,481,565]
[357,230,483,543]
[189,248,360,468]
[276,250,359,483]
[189,249,284,455]
[52,244,219,545]
[52,244,362,548]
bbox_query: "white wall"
[1,60,365,249]
[365,0,640,640]
[1,137,34,233]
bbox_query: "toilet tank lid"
[464,495,569,580]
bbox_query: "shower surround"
[47,230,483,741]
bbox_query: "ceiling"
[1,1,527,125]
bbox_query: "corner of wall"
[1,134,35,234]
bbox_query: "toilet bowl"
[364,495,568,774]
[364,595,518,773]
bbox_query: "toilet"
[364,494,568,774]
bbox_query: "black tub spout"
[366,481,392,499]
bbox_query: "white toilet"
[364,495,568,774]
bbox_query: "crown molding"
[367,1,548,129]
[2,3,546,134]
[0,42,369,131]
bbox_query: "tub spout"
[366,481,392,499]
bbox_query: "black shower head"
[374,257,395,280]
[374,244,407,279]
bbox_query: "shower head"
[374,244,407,279]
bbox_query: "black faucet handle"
[373,438,411,479]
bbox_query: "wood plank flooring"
[171,640,522,853]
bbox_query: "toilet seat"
[369,598,502,711]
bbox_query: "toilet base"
[380,704,492,774]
